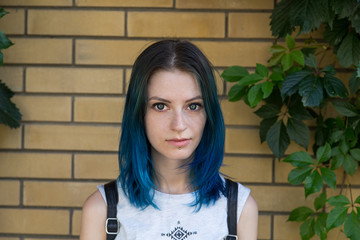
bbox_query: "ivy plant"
[0,8,21,128]
[222,0,360,239]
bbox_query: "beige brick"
[251,186,317,212]
[0,0,72,6]
[25,239,76,240]
[176,0,274,9]
[258,215,271,239]
[221,100,260,126]
[225,128,312,155]
[0,209,69,234]
[13,96,72,121]
[24,124,120,151]
[273,215,301,240]
[125,68,132,93]
[24,181,101,207]
[0,152,71,178]
[0,66,23,92]
[0,125,22,149]
[75,0,172,7]
[76,39,149,66]
[72,210,82,236]
[221,156,272,183]
[0,237,19,240]
[229,13,272,38]
[128,12,225,38]
[0,9,25,34]
[214,69,224,95]
[225,128,271,154]
[28,10,124,36]
[74,97,125,123]
[274,158,293,183]
[194,41,272,67]
[0,180,20,205]
[4,38,72,64]
[26,67,123,94]
[74,153,118,179]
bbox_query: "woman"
[80,40,258,240]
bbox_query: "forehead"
[147,69,202,98]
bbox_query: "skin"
[80,69,258,240]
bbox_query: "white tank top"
[97,178,250,240]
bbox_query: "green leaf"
[286,118,310,149]
[322,65,336,75]
[349,71,360,95]
[254,103,280,119]
[283,151,315,167]
[261,81,274,99]
[337,32,360,67]
[290,50,305,66]
[331,100,358,117]
[269,44,287,54]
[0,30,13,51]
[288,166,313,185]
[281,70,311,98]
[328,195,351,207]
[247,84,263,108]
[314,212,328,240]
[269,72,284,81]
[350,7,360,34]
[300,217,316,240]
[266,120,290,158]
[350,148,360,161]
[326,206,349,229]
[281,53,293,72]
[299,75,324,107]
[304,170,323,197]
[320,167,336,189]
[0,8,9,19]
[323,74,349,98]
[355,195,360,204]
[259,117,278,143]
[268,52,285,66]
[343,154,358,176]
[288,95,314,120]
[228,84,247,102]
[0,81,22,128]
[344,211,360,240]
[270,0,295,38]
[288,206,314,222]
[304,54,317,68]
[314,192,327,211]
[331,152,344,170]
[332,0,358,18]
[323,18,349,46]
[237,73,264,87]
[221,66,249,82]
[256,63,269,78]
[331,130,343,144]
[316,143,332,164]
[286,34,295,50]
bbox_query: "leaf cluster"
[270,0,360,67]
[0,8,21,128]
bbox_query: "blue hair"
[118,40,226,210]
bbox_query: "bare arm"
[80,190,107,240]
[237,194,258,240]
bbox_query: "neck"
[151,152,193,194]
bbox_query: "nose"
[170,110,187,132]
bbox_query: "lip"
[166,138,191,147]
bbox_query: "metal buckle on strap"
[105,218,120,234]
[225,235,238,240]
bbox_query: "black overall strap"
[104,180,120,240]
[225,178,238,240]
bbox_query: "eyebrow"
[147,96,203,103]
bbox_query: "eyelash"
[151,103,203,111]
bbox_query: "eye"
[188,103,202,111]
[153,103,167,111]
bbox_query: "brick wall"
[0,1,357,239]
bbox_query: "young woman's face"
[145,69,207,163]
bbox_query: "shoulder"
[80,190,107,240]
[237,194,258,240]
